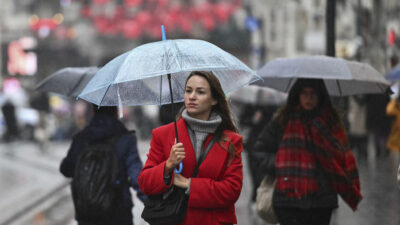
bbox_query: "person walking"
[239,104,279,203]
[138,71,243,225]
[365,93,391,157]
[347,95,368,160]
[253,79,362,225]
[398,163,400,188]
[60,105,145,225]
[386,95,400,154]
[1,100,19,142]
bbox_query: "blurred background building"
[247,0,400,73]
[0,0,252,141]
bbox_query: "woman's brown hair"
[177,71,238,162]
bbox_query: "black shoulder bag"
[141,133,219,225]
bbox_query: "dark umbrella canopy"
[35,67,99,98]
[256,55,390,96]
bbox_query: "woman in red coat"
[138,71,243,225]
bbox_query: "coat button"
[283,177,288,181]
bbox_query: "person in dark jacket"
[1,100,19,142]
[239,104,279,202]
[365,93,391,157]
[253,79,362,225]
[60,105,146,225]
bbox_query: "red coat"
[138,118,243,225]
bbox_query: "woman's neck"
[182,109,222,133]
[187,110,211,121]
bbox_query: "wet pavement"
[0,139,399,225]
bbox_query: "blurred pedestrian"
[138,71,243,225]
[366,93,391,157]
[398,163,400,188]
[30,92,51,151]
[239,104,279,202]
[1,100,19,142]
[132,106,156,139]
[253,79,362,225]
[347,95,368,160]
[60,105,145,225]
[386,95,400,154]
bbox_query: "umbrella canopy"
[386,64,400,81]
[256,55,390,96]
[36,67,99,98]
[78,39,260,106]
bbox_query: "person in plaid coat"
[253,78,362,225]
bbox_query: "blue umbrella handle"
[174,162,183,174]
[161,25,166,41]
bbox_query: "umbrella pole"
[167,74,179,142]
[167,73,183,174]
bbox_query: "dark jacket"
[366,93,391,135]
[253,115,338,209]
[252,118,282,177]
[60,114,145,225]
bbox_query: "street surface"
[0,138,399,225]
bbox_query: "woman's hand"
[164,141,185,175]
[173,174,189,189]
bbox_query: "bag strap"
[191,131,220,177]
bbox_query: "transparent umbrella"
[256,55,390,96]
[78,27,261,173]
[78,40,260,106]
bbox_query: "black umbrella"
[35,67,99,98]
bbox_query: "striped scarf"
[275,108,362,210]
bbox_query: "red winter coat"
[138,118,243,225]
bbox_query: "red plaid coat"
[274,108,362,210]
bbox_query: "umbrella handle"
[174,162,183,174]
[161,25,166,41]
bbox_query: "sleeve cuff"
[163,174,172,185]
[185,178,191,195]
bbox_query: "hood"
[77,114,128,141]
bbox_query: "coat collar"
[177,118,196,176]
[176,118,228,178]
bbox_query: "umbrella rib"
[336,80,343,96]
[174,76,185,96]
[99,83,113,107]
[69,73,87,96]
[377,83,386,94]
[35,74,53,90]
[284,78,294,92]
[170,41,184,72]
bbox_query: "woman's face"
[299,87,319,111]
[184,75,217,120]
